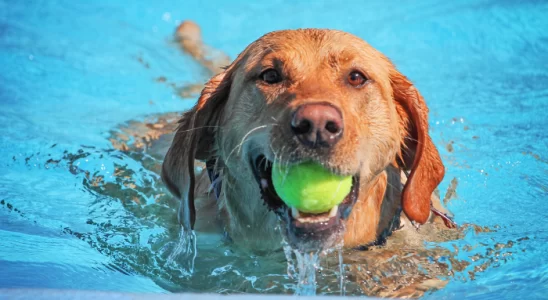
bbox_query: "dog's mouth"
[251,155,360,251]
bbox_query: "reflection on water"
[1,0,547,298]
[0,115,530,297]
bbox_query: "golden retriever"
[162,21,450,252]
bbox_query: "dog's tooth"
[294,207,338,223]
[291,207,300,219]
[329,205,339,218]
[260,178,269,189]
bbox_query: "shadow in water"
[1,113,532,297]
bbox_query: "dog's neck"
[217,166,282,251]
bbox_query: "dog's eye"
[260,69,282,84]
[347,71,367,87]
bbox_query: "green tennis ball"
[271,162,352,214]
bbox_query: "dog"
[161,21,453,253]
[86,21,520,297]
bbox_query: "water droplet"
[162,12,171,22]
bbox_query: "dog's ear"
[162,69,233,231]
[391,69,445,224]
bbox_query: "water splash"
[338,248,346,296]
[282,242,319,295]
[283,241,349,296]
[161,228,197,277]
[283,243,297,279]
[293,250,320,296]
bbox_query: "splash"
[161,228,197,277]
[283,243,347,296]
[338,248,346,296]
[283,243,318,295]
[293,249,320,296]
[14,122,531,297]
[283,243,297,279]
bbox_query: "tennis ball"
[271,162,352,214]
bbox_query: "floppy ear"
[391,70,445,224]
[162,69,233,231]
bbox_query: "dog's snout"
[291,103,343,148]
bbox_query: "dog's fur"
[163,21,446,251]
[92,21,522,297]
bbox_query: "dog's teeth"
[293,206,339,223]
[299,216,328,223]
[329,205,339,218]
[291,207,300,219]
[260,178,269,189]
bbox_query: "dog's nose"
[291,103,343,148]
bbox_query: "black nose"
[291,103,343,148]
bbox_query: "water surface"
[1,0,547,298]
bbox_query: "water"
[1,0,547,298]
[162,229,197,277]
[293,250,321,296]
[282,244,344,296]
[338,249,345,296]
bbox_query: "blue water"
[1,0,547,298]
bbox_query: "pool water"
[1,0,547,298]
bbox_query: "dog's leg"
[175,20,231,75]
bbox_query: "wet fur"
[164,23,445,251]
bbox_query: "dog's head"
[162,29,444,251]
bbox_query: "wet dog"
[162,21,453,252]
